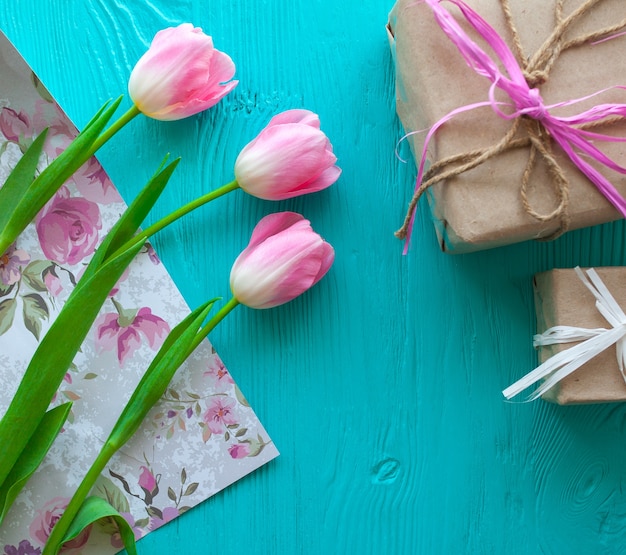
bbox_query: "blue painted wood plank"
[3,0,626,553]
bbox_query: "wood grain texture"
[3,0,626,553]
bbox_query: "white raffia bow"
[503,267,626,401]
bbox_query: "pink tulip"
[234,109,341,200]
[128,23,238,121]
[230,212,334,309]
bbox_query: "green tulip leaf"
[0,128,48,236]
[0,154,182,513]
[80,156,180,283]
[0,240,144,491]
[41,298,215,552]
[107,298,217,448]
[0,97,122,256]
[0,402,71,524]
[42,300,220,546]
[58,496,137,555]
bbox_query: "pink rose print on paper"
[0,244,30,286]
[43,271,64,297]
[32,100,74,137]
[95,301,170,366]
[0,107,30,143]
[31,99,74,158]
[147,506,179,531]
[145,243,161,265]
[2,539,41,555]
[228,443,251,459]
[138,465,160,502]
[41,264,77,302]
[36,186,102,265]
[28,496,91,554]
[138,465,157,492]
[203,396,238,434]
[72,156,122,204]
[203,355,234,392]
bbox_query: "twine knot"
[524,69,548,88]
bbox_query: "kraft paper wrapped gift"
[387,0,626,253]
[531,267,626,405]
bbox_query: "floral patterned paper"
[0,31,278,553]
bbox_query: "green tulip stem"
[142,180,240,240]
[113,179,240,258]
[88,104,142,156]
[189,296,240,354]
[42,296,239,554]
[41,442,117,555]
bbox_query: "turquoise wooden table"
[3,1,626,553]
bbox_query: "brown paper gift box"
[387,0,626,253]
[533,267,626,404]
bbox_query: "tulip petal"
[266,109,320,128]
[154,85,238,120]
[310,242,335,286]
[206,49,237,90]
[244,212,306,250]
[271,244,330,305]
[297,165,342,195]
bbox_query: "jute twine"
[395,0,626,242]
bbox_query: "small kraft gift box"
[503,267,626,404]
[387,0,626,253]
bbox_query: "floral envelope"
[0,31,278,554]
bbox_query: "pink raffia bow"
[403,0,626,252]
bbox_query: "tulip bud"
[234,110,341,200]
[230,212,334,309]
[128,24,238,121]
